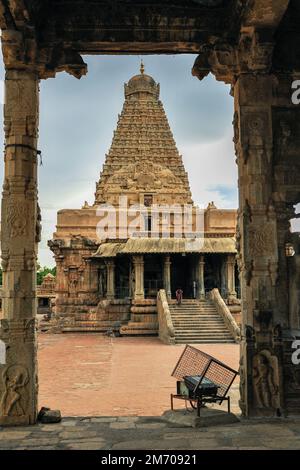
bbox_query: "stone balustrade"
[209,289,241,343]
[157,289,175,345]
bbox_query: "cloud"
[207,184,238,206]
[181,129,238,209]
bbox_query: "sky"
[0,54,239,267]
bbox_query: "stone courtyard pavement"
[37,334,240,416]
[1,335,300,450]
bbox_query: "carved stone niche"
[254,309,273,331]
[252,350,281,415]
[247,222,276,258]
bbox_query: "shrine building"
[49,65,240,340]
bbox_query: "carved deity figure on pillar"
[253,351,280,410]
[0,365,29,417]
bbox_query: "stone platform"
[162,408,240,428]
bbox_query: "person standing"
[176,288,183,305]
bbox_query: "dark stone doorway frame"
[0,0,299,425]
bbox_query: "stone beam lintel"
[0,0,289,82]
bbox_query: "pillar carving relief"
[234,74,282,417]
[0,68,39,425]
[234,73,300,417]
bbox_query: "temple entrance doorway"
[204,254,223,294]
[115,256,131,299]
[170,254,193,299]
[144,255,164,298]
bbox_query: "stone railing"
[209,288,241,343]
[157,289,175,344]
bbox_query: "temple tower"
[94,63,192,207]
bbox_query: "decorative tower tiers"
[95,63,192,207]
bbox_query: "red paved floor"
[38,334,240,417]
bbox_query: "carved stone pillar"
[226,254,237,302]
[191,0,296,419]
[197,255,205,299]
[106,260,115,300]
[0,70,39,425]
[133,255,144,300]
[234,74,283,417]
[163,255,171,299]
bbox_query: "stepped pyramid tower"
[49,64,239,335]
[94,62,192,207]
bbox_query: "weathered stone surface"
[136,422,167,429]
[0,431,31,440]
[109,422,136,430]
[162,409,240,428]
[59,430,98,440]
[90,417,117,423]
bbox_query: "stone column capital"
[164,255,171,265]
[1,29,87,80]
[132,255,144,265]
[105,259,115,267]
[199,254,205,265]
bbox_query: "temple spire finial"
[140,59,145,75]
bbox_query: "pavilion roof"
[92,237,236,258]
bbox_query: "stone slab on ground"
[162,408,240,428]
[1,416,300,450]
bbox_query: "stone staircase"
[169,299,235,344]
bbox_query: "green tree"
[37,266,56,285]
[0,266,56,286]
